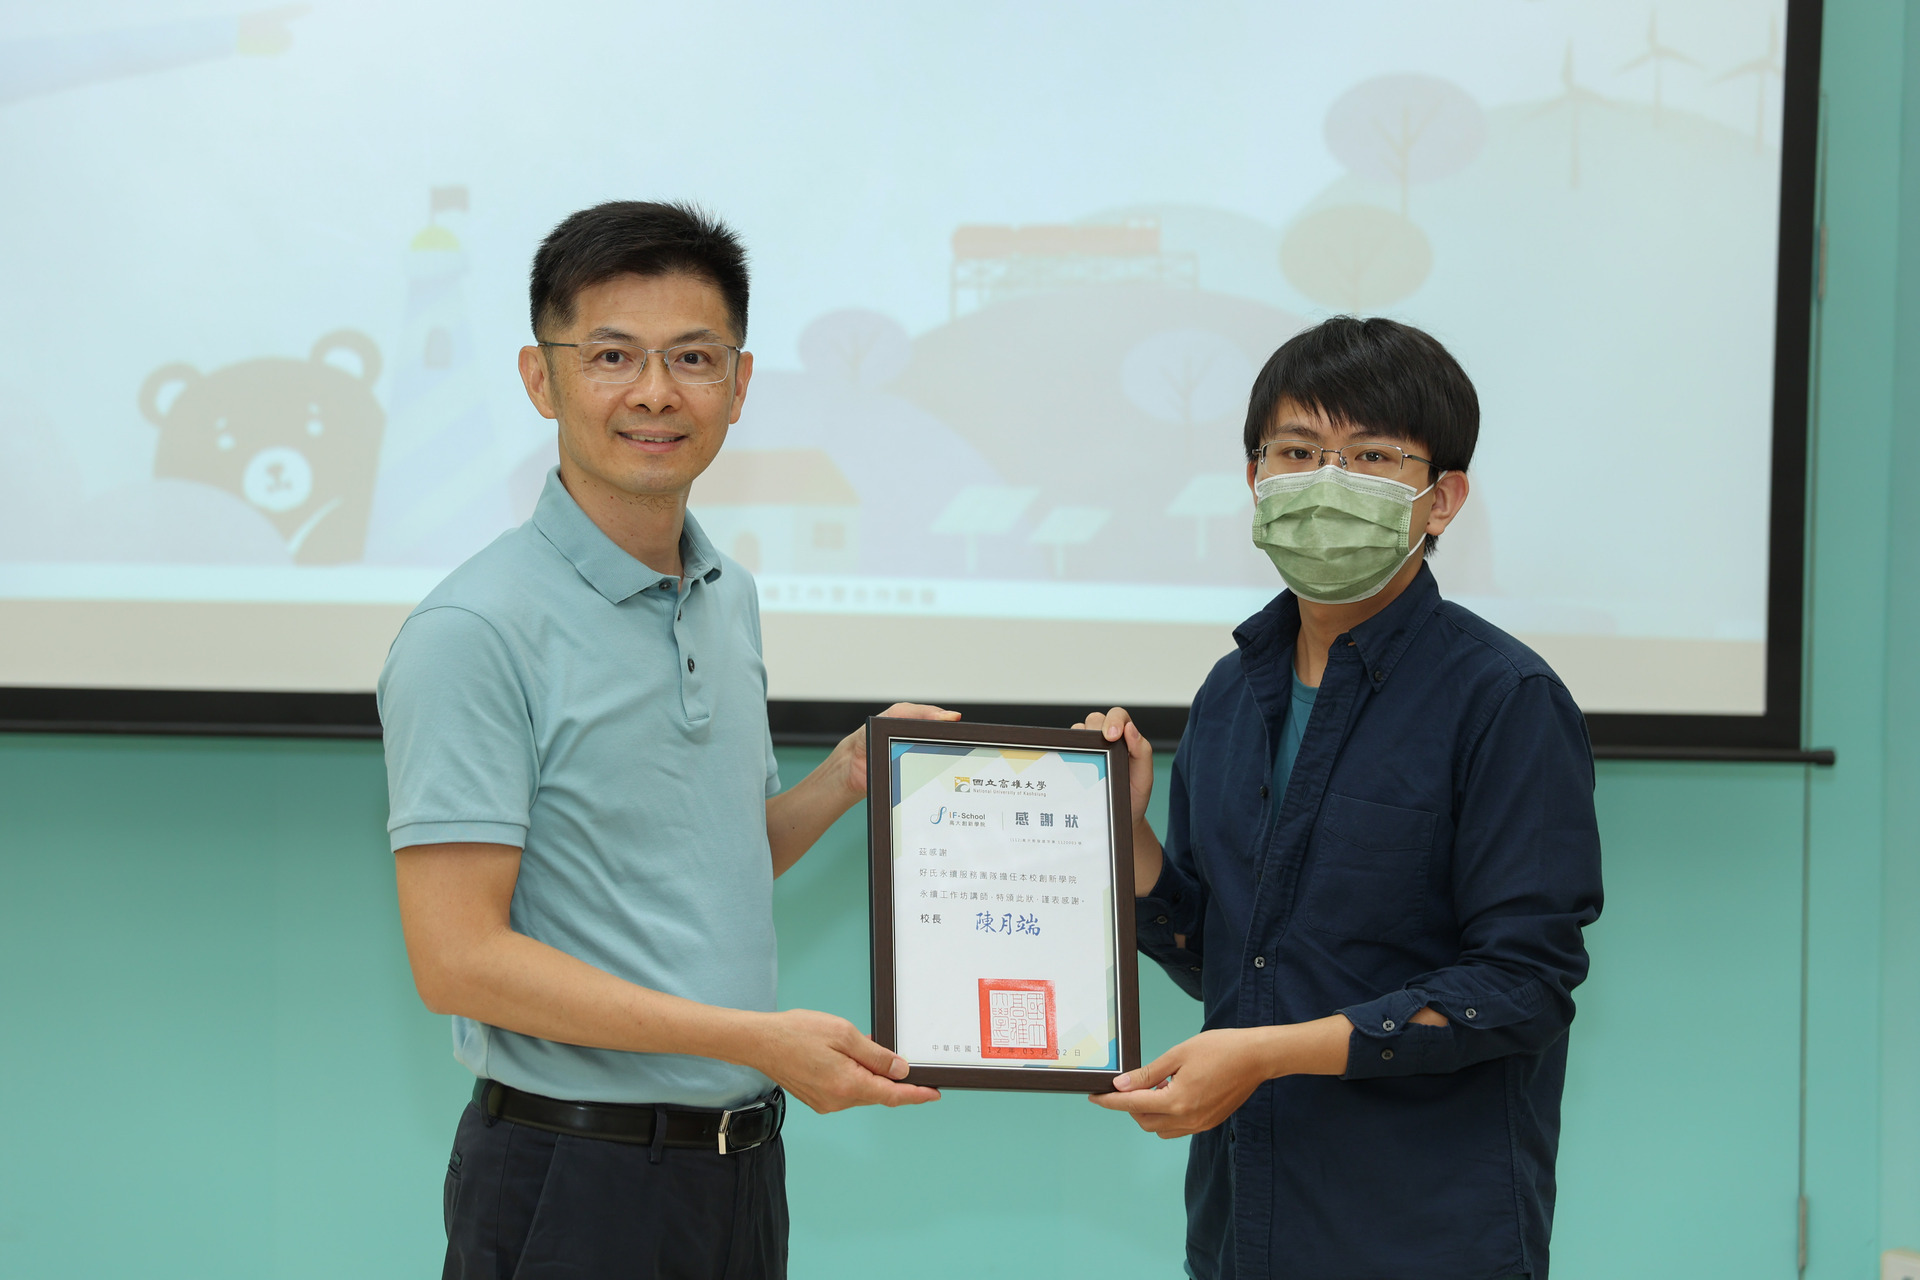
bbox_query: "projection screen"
[0,0,1819,752]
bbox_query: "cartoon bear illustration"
[140,330,384,564]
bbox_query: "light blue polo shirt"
[378,468,781,1108]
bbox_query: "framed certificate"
[866,717,1141,1092]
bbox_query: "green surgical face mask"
[1250,466,1439,605]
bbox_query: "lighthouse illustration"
[361,185,517,565]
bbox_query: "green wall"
[4,0,1919,1274]
[1884,3,1920,1260]
[1811,1,1917,1274]
[0,738,1890,1279]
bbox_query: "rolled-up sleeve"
[1135,732,1209,1001]
[378,606,538,852]
[1340,674,1604,1079]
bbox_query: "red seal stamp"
[978,978,1057,1059]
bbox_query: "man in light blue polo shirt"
[379,201,948,1280]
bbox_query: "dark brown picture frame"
[866,716,1141,1093]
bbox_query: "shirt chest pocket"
[1299,793,1437,940]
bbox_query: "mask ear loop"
[1409,467,1445,503]
[1400,468,1448,564]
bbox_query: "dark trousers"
[441,1102,788,1279]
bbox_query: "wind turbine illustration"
[1533,43,1614,189]
[1715,13,1783,152]
[1618,11,1699,124]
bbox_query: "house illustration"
[948,218,1197,318]
[690,449,859,575]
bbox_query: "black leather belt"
[474,1079,785,1154]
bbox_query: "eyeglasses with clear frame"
[1250,438,1433,481]
[538,340,740,385]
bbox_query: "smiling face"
[518,270,753,511]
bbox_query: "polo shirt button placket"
[671,579,710,724]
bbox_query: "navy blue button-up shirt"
[1137,566,1604,1280]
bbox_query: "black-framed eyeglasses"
[1250,438,1432,480]
[539,340,740,385]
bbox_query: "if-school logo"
[930,807,947,824]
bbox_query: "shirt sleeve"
[378,605,538,852]
[1338,673,1605,1079]
[1134,728,1208,1001]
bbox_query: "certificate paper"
[867,720,1140,1092]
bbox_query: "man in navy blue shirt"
[1083,318,1604,1280]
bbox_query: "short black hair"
[1243,316,1478,553]
[1244,316,1477,470]
[529,201,749,343]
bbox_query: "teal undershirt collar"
[1271,668,1319,814]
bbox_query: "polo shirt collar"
[679,510,722,583]
[530,468,724,605]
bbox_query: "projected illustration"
[140,331,384,564]
[0,5,306,105]
[361,187,527,568]
[0,0,1793,714]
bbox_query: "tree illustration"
[1618,11,1700,124]
[929,485,1038,573]
[1715,13,1783,153]
[1165,474,1250,560]
[1119,329,1253,430]
[796,309,911,388]
[1027,506,1112,577]
[1279,206,1432,312]
[1324,74,1486,216]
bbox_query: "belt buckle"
[717,1092,783,1155]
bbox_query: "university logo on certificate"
[866,718,1141,1092]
